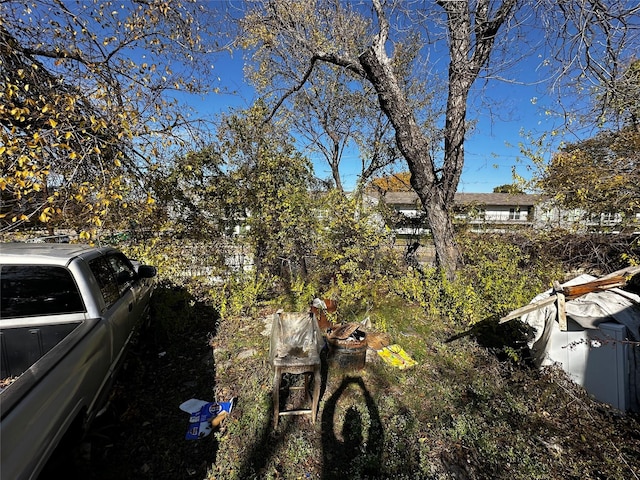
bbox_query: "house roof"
[377,191,544,207]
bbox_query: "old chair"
[269,310,323,428]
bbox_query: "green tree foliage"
[316,190,398,280]
[151,144,235,239]
[298,189,401,318]
[391,232,563,324]
[0,0,222,237]
[537,128,640,222]
[217,104,319,279]
[532,59,640,227]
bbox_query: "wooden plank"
[562,276,626,300]
[499,295,558,324]
[600,265,640,280]
[278,409,312,416]
[499,266,640,325]
[556,292,567,331]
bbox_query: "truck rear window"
[0,266,85,318]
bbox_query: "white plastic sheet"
[269,311,323,363]
[521,274,640,411]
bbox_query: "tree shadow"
[321,376,384,480]
[445,315,535,364]
[233,397,296,478]
[59,282,222,480]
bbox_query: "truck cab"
[0,243,156,480]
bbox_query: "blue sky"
[192,44,566,194]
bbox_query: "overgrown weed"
[201,292,640,479]
[114,232,639,479]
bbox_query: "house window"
[601,212,617,225]
[509,208,520,220]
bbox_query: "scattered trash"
[179,397,235,439]
[359,316,372,330]
[326,322,368,370]
[311,298,337,330]
[366,332,391,351]
[503,266,640,412]
[377,344,417,369]
[270,311,322,427]
[327,322,365,342]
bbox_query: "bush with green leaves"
[391,232,564,326]
[309,190,403,316]
[457,232,563,320]
[207,270,277,319]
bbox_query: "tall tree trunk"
[359,47,461,279]
[357,0,517,280]
[252,0,519,280]
[423,189,460,279]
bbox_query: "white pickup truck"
[0,243,157,480]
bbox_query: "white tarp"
[522,274,640,411]
[268,311,323,363]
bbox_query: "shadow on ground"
[233,350,385,480]
[40,283,221,480]
[320,376,384,480]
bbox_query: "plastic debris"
[311,298,337,330]
[377,344,417,370]
[179,397,235,440]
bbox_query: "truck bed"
[0,318,99,417]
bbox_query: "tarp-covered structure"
[519,273,640,412]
